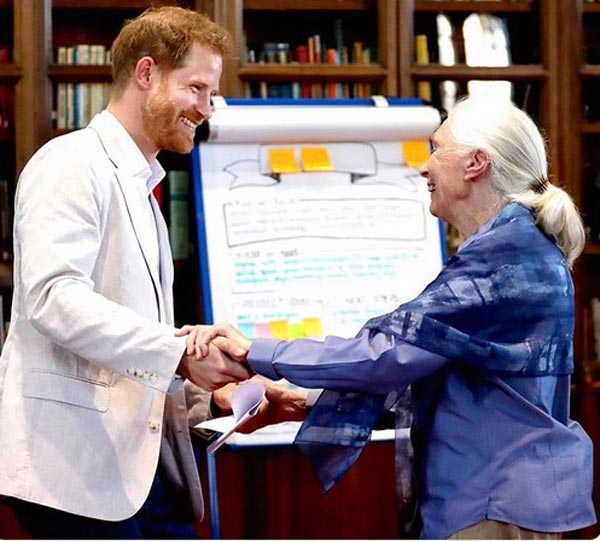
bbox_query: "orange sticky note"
[300,146,334,172]
[268,147,300,173]
[302,317,324,338]
[402,140,431,167]
[269,320,290,340]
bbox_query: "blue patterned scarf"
[295,203,575,493]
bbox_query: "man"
[0,7,249,539]
[188,97,597,539]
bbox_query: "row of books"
[415,12,512,111]
[244,25,378,100]
[0,46,12,130]
[244,81,376,100]
[245,14,376,66]
[247,39,377,67]
[54,44,111,130]
[54,81,110,130]
[56,44,111,66]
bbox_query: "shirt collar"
[95,110,166,195]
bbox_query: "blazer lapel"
[88,117,165,321]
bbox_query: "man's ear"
[134,56,156,90]
[464,148,491,181]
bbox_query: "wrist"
[281,389,308,422]
[210,385,234,417]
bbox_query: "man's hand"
[178,322,252,361]
[177,342,252,392]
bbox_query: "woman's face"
[419,120,471,226]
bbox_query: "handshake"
[176,322,307,432]
[176,322,252,391]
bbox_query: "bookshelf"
[398,0,561,176]
[566,5,600,535]
[211,0,398,99]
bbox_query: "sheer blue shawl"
[295,203,575,494]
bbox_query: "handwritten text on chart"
[232,250,421,290]
[223,197,427,247]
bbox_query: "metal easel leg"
[206,452,220,539]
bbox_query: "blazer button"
[149,421,160,432]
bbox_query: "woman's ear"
[464,148,491,181]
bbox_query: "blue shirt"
[246,204,596,538]
[248,334,596,538]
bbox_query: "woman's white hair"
[445,96,585,267]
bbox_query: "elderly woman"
[185,97,597,539]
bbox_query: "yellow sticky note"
[302,317,323,338]
[300,146,334,172]
[402,140,431,167]
[269,320,290,340]
[288,322,306,339]
[268,147,300,174]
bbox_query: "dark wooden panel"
[195,440,401,539]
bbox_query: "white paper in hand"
[198,381,266,454]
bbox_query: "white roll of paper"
[206,104,441,144]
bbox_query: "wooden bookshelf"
[414,0,535,13]
[583,243,600,256]
[0,64,20,82]
[237,62,387,81]
[213,0,398,98]
[47,64,112,82]
[52,0,180,7]
[410,64,547,80]
[399,0,561,174]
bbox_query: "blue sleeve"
[247,330,450,394]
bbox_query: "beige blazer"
[0,112,209,521]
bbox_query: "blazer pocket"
[23,369,110,412]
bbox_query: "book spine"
[415,34,433,103]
